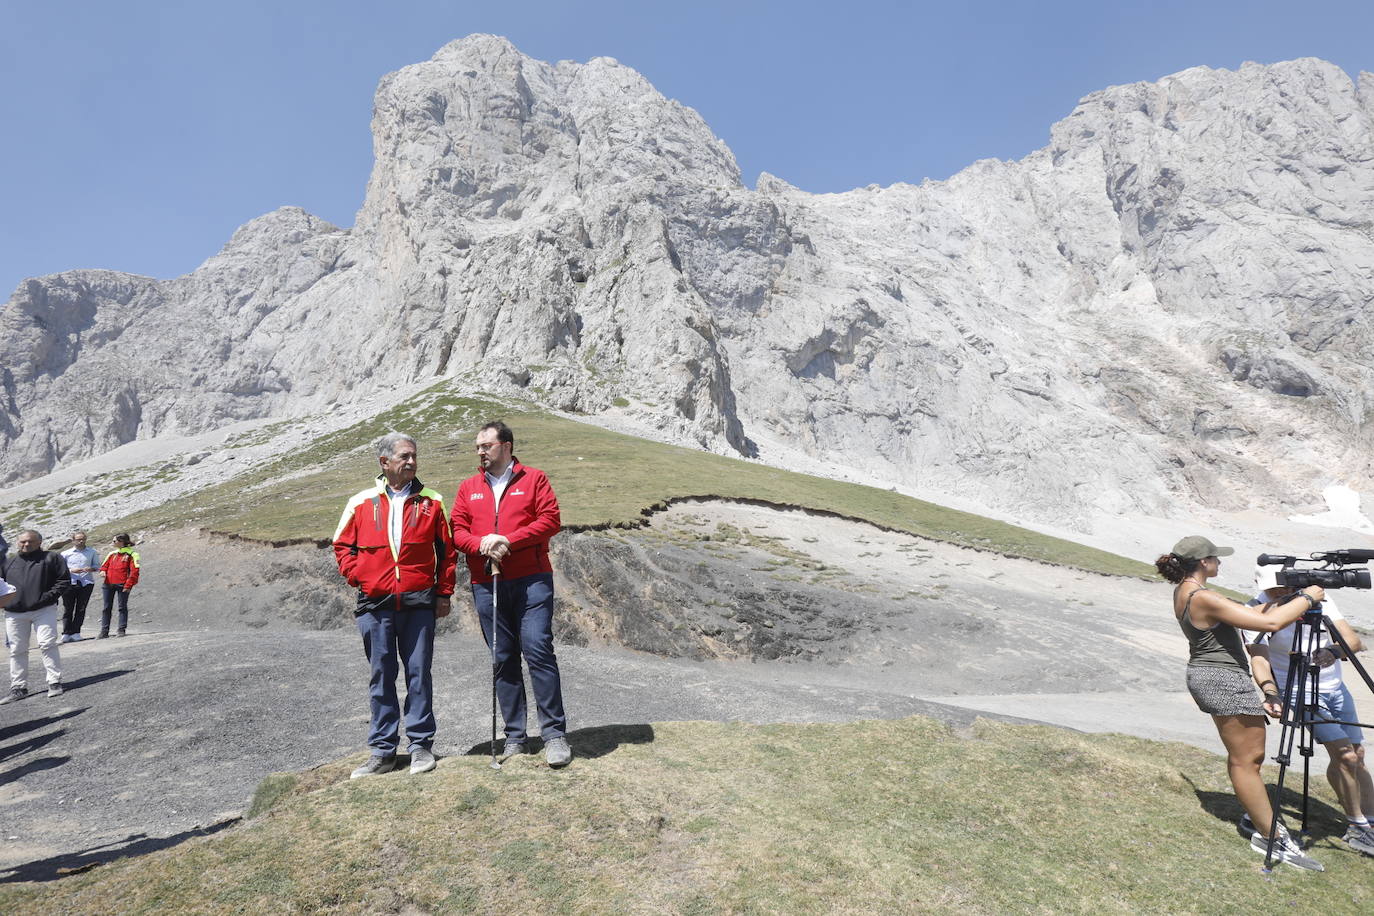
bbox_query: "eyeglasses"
[475,442,506,452]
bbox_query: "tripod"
[1260,604,1374,870]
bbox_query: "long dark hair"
[1155,553,1201,584]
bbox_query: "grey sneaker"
[349,754,397,780]
[500,740,527,760]
[0,686,27,705]
[409,747,436,774]
[1343,825,1374,856]
[47,683,63,698]
[1251,828,1324,871]
[544,736,572,768]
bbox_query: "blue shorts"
[1310,683,1364,746]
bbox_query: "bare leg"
[1214,714,1275,833]
[1352,742,1374,819]
[1324,739,1362,818]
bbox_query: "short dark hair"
[480,421,514,445]
[114,533,134,547]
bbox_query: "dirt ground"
[2,500,1368,880]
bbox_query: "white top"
[385,481,414,556]
[62,546,100,586]
[1246,594,1345,693]
[485,462,514,509]
[0,578,13,598]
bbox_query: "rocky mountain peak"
[4,42,1374,533]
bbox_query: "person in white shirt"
[60,531,99,643]
[1246,565,1374,856]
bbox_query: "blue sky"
[3,1,1373,297]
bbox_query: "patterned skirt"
[1186,665,1267,717]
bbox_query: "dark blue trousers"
[471,573,565,742]
[100,584,129,634]
[355,604,437,755]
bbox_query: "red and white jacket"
[333,476,456,605]
[100,547,141,589]
[451,459,561,585]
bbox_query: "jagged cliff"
[4,36,1373,526]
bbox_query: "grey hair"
[20,528,42,541]
[375,432,418,459]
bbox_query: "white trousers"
[6,606,62,690]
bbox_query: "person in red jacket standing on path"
[98,533,139,638]
[450,420,570,767]
[333,432,456,779]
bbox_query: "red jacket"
[101,548,140,589]
[333,477,456,601]
[451,459,560,584]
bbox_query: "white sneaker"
[1250,827,1324,871]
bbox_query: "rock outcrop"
[4,37,1373,527]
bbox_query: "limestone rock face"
[4,38,1374,528]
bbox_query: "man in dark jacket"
[1,529,70,703]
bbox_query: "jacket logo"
[470,493,484,500]
[511,489,525,496]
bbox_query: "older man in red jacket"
[450,420,569,767]
[334,432,456,778]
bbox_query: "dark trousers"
[100,584,130,635]
[471,572,565,742]
[62,583,95,635]
[355,604,437,755]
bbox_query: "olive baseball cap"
[1171,535,1234,560]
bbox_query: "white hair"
[375,432,417,459]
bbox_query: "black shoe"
[97,632,109,639]
[116,630,126,637]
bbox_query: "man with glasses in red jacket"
[334,432,456,778]
[451,421,569,767]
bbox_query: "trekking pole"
[488,559,502,771]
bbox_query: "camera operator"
[1157,535,1326,869]
[1245,565,1374,857]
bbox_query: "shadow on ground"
[0,818,240,883]
[464,723,655,760]
[1188,777,1347,842]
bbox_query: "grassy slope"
[1,717,1366,914]
[85,382,1153,578]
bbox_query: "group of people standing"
[0,527,141,704]
[332,421,570,778]
[1158,535,1374,871]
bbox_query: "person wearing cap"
[1244,566,1374,857]
[1156,534,1329,869]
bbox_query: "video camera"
[1257,549,1374,590]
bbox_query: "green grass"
[2,717,1365,914]
[62,380,1152,578]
